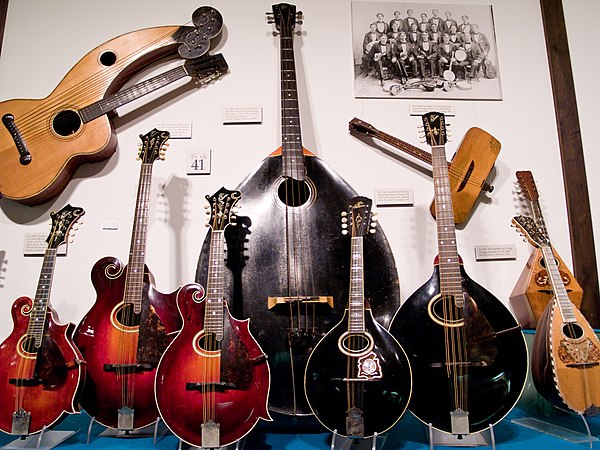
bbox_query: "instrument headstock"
[138,129,170,164]
[343,196,376,238]
[205,187,241,231]
[349,118,379,137]
[516,170,539,202]
[184,53,229,81]
[420,112,448,147]
[47,204,85,249]
[512,214,550,249]
[267,3,303,35]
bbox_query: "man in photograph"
[407,22,420,44]
[369,34,395,85]
[457,32,484,80]
[429,23,442,43]
[458,15,472,36]
[403,9,418,33]
[389,10,403,32]
[441,11,458,33]
[437,32,457,76]
[415,31,438,78]
[470,23,490,56]
[428,9,443,30]
[375,12,389,34]
[361,22,380,76]
[393,32,417,83]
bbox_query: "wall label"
[374,188,414,206]
[474,244,517,261]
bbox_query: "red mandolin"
[73,129,182,431]
[156,187,271,447]
[0,204,86,435]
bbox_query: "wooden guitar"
[156,187,271,447]
[73,129,182,430]
[389,112,528,435]
[0,6,224,205]
[0,204,86,435]
[513,170,600,416]
[349,117,500,224]
[195,3,400,416]
[304,196,412,438]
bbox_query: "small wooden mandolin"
[513,170,600,416]
[0,204,86,435]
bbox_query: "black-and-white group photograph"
[352,2,502,99]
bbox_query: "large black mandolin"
[195,3,400,416]
[389,113,528,436]
[304,197,412,438]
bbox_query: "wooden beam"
[0,0,8,58]
[540,0,600,326]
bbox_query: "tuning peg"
[341,223,348,229]
[341,211,348,217]
[341,217,348,223]
[342,229,348,235]
[205,210,211,215]
[369,229,376,234]
[417,124,424,130]
[204,204,210,209]
[370,221,377,228]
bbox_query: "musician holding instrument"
[387,22,402,45]
[368,34,395,86]
[392,32,417,83]
[437,33,457,77]
[415,32,438,78]
[361,23,380,76]
[470,24,490,56]
[457,33,484,80]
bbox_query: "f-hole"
[278,178,312,207]
[562,323,584,340]
[52,110,82,137]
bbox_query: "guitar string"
[9,23,194,144]
[360,131,489,191]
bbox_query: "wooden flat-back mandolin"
[0,6,225,205]
[513,170,600,416]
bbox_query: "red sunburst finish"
[0,297,85,434]
[155,283,271,447]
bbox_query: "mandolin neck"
[205,230,225,341]
[431,145,462,305]
[124,163,154,313]
[348,236,365,333]
[26,248,57,348]
[278,24,305,180]
[371,128,435,166]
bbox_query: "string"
[7,23,193,148]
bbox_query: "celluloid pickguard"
[357,351,382,380]
[558,338,600,365]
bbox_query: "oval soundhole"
[562,323,584,340]
[52,110,82,137]
[115,303,141,328]
[197,332,220,352]
[277,178,312,207]
[427,294,464,328]
[337,332,374,357]
[99,51,117,66]
[20,336,37,354]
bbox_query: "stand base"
[2,430,76,450]
[426,424,494,449]
[512,417,599,446]
[330,430,386,450]
[181,437,244,450]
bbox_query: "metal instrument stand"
[2,426,77,450]
[85,415,158,444]
[426,423,495,449]
[512,414,598,448]
[179,438,244,450]
[330,429,385,450]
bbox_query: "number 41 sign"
[187,149,212,175]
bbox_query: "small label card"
[155,122,193,139]
[374,188,414,206]
[187,149,211,175]
[409,104,456,116]
[24,233,67,256]
[101,221,120,231]
[223,106,263,124]
[474,244,517,261]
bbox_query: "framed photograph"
[352,2,501,100]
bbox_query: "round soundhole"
[99,51,117,66]
[427,294,464,328]
[115,303,140,328]
[277,178,312,207]
[52,110,82,137]
[338,332,374,357]
[562,323,584,340]
[197,332,220,352]
[539,256,559,269]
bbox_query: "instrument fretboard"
[348,236,365,333]
[205,230,225,340]
[27,248,57,348]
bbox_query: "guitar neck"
[124,163,154,313]
[79,65,189,123]
[26,248,57,348]
[205,230,225,340]
[279,28,305,180]
[348,237,365,333]
[431,145,463,304]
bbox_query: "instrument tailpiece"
[201,420,220,448]
[450,408,469,436]
[346,407,364,437]
[11,408,31,435]
[117,406,135,431]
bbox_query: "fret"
[26,248,59,347]
[540,244,577,322]
[348,237,365,334]
[205,230,225,339]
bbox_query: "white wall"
[0,0,596,340]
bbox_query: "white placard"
[409,104,456,116]
[474,244,517,261]
[24,233,67,256]
[155,123,192,139]
[187,149,211,175]
[101,221,120,231]
[223,106,263,124]
[374,188,414,206]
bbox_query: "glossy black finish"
[196,153,401,415]
[389,264,528,434]
[304,309,412,437]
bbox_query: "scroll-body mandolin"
[304,197,411,438]
[74,130,182,430]
[348,117,500,224]
[195,3,400,416]
[0,6,224,205]
[0,204,85,435]
[389,112,528,436]
[513,170,600,416]
[156,188,271,448]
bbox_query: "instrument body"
[348,118,500,224]
[389,113,527,435]
[196,5,400,416]
[514,170,600,415]
[155,285,271,446]
[74,129,181,430]
[0,204,85,435]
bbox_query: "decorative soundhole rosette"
[357,351,382,380]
